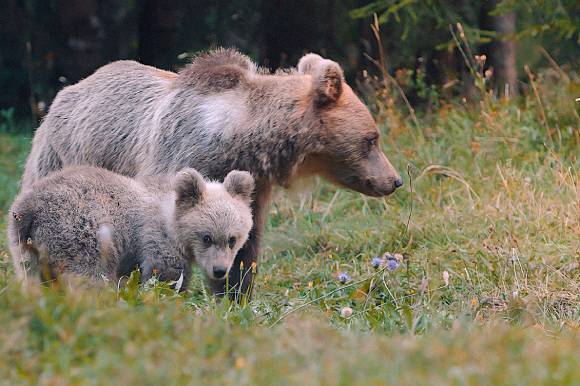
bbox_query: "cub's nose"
[394,178,403,188]
[212,267,227,279]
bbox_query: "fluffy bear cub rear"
[8,166,254,292]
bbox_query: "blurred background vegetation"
[0,0,578,125]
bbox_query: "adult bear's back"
[21,61,177,187]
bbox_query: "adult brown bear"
[21,48,403,299]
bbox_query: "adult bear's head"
[298,53,403,197]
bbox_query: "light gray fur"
[20,48,402,298]
[9,166,254,291]
[22,48,400,191]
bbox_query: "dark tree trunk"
[0,0,29,116]
[259,0,328,70]
[481,0,518,97]
[138,0,180,69]
[459,49,478,100]
[209,182,272,301]
[54,0,107,81]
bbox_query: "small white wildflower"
[443,271,450,286]
[340,306,353,318]
[510,248,518,263]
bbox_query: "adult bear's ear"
[223,170,254,204]
[174,168,206,207]
[298,53,344,107]
[298,53,324,75]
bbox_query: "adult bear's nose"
[213,267,227,279]
[394,178,403,188]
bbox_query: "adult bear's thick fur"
[20,48,402,298]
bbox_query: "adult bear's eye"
[366,136,378,151]
[228,236,236,248]
[203,235,212,246]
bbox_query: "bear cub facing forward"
[8,166,254,292]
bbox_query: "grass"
[0,70,578,384]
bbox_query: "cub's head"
[173,169,254,281]
[298,53,403,197]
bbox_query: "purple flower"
[337,272,351,284]
[371,256,383,269]
[387,259,399,271]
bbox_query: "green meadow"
[0,70,578,385]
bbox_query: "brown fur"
[155,69,178,80]
[20,48,403,299]
[9,166,254,292]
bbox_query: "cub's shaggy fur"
[20,48,402,297]
[9,166,254,292]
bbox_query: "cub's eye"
[202,235,212,245]
[228,236,236,248]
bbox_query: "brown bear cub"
[8,166,254,292]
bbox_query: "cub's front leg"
[140,255,191,291]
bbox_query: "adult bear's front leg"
[221,227,260,301]
[208,184,271,301]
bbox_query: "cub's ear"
[223,170,255,204]
[174,168,206,207]
[299,54,344,107]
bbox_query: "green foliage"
[118,270,142,306]
[0,108,15,133]
[351,0,486,54]
[352,0,579,105]
[351,0,484,42]
[495,0,579,41]
[352,0,578,44]
[0,133,30,232]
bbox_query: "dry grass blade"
[418,164,479,200]
[365,13,419,128]
[524,65,552,143]
[404,163,413,235]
